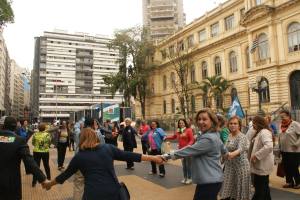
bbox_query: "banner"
[102,103,120,122]
[227,96,245,119]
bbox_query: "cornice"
[240,5,275,27]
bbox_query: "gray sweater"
[171,132,228,185]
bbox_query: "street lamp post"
[250,77,268,116]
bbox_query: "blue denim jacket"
[142,128,166,150]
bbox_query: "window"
[215,94,222,109]
[256,0,262,5]
[169,45,175,57]
[161,49,167,60]
[259,77,270,103]
[163,75,167,90]
[240,8,245,18]
[288,22,300,52]
[211,23,219,37]
[203,95,208,108]
[163,100,167,114]
[171,99,175,113]
[191,95,196,113]
[151,83,154,94]
[229,51,238,73]
[187,35,194,48]
[231,88,238,103]
[190,65,195,83]
[199,29,206,43]
[214,56,222,76]
[246,46,250,68]
[202,61,208,79]
[225,15,235,31]
[170,72,176,88]
[178,40,184,51]
[258,33,269,60]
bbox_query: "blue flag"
[227,96,245,118]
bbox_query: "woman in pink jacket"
[166,118,195,184]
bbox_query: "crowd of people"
[0,108,299,200]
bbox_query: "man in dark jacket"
[0,116,47,200]
[122,118,137,170]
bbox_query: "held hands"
[250,155,257,163]
[41,180,52,190]
[152,155,164,165]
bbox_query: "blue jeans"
[182,157,192,179]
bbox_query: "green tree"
[198,75,231,110]
[0,0,14,27]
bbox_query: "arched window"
[259,77,270,103]
[203,95,208,108]
[163,100,167,114]
[246,46,250,68]
[191,95,196,113]
[170,72,176,88]
[288,22,300,52]
[215,94,222,109]
[229,51,238,73]
[231,88,238,103]
[214,56,222,76]
[202,61,208,79]
[171,99,175,113]
[190,65,195,83]
[163,75,167,90]
[258,33,269,60]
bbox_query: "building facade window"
[151,83,155,94]
[259,77,270,103]
[178,40,184,51]
[190,65,195,83]
[187,35,194,48]
[163,100,167,114]
[229,51,238,73]
[163,75,167,90]
[169,45,175,57]
[288,22,300,52]
[161,49,167,60]
[258,33,269,60]
[170,72,176,88]
[202,61,208,79]
[211,22,219,37]
[203,95,208,108]
[171,99,175,113]
[191,95,196,113]
[225,15,235,31]
[215,94,222,109]
[246,46,250,68]
[214,56,222,76]
[199,29,206,43]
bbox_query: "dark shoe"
[58,166,63,171]
[294,184,300,189]
[32,182,36,187]
[283,183,294,188]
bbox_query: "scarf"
[281,119,292,133]
[177,127,186,134]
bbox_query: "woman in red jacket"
[166,118,195,184]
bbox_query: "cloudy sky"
[3,0,226,69]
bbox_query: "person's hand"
[291,145,298,151]
[41,180,52,190]
[250,155,257,163]
[153,155,164,165]
[227,152,235,160]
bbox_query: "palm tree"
[198,76,231,110]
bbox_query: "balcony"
[76,52,93,58]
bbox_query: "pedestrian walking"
[278,110,300,189]
[68,122,75,151]
[57,121,70,170]
[166,118,194,184]
[43,127,164,200]
[142,120,167,177]
[31,122,52,187]
[248,116,274,200]
[0,116,47,200]
[139,120,150,154]
[220,116,252,200]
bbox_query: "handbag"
[276,162,285,178]
[119,182,130,200]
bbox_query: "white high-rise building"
[143,0,186,42]
[32,31,122,122]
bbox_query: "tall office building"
[32,30,122,122]
[142,0,186,42]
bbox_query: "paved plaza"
[21,141,300,200]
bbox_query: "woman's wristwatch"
[161,153,171,161]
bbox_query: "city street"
[21,141,300,200]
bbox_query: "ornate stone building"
[138,0,300,120]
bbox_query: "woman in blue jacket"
[142,120,167,177]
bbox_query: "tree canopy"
[0,0,14,27]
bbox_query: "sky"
[3,0,226,69]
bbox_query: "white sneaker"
[185,179,192,184]
[181,179,187,184]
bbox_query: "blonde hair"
[79,128,100,150]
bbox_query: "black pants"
[57,142,67,167]
[32,152,51,184]
[149,149,165,174]
[193,182,222,200]
[124,146,134,168]
[252,174,271,200]
[141,140,148,154]
[282,152,300,186]
[69,138,75,151]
